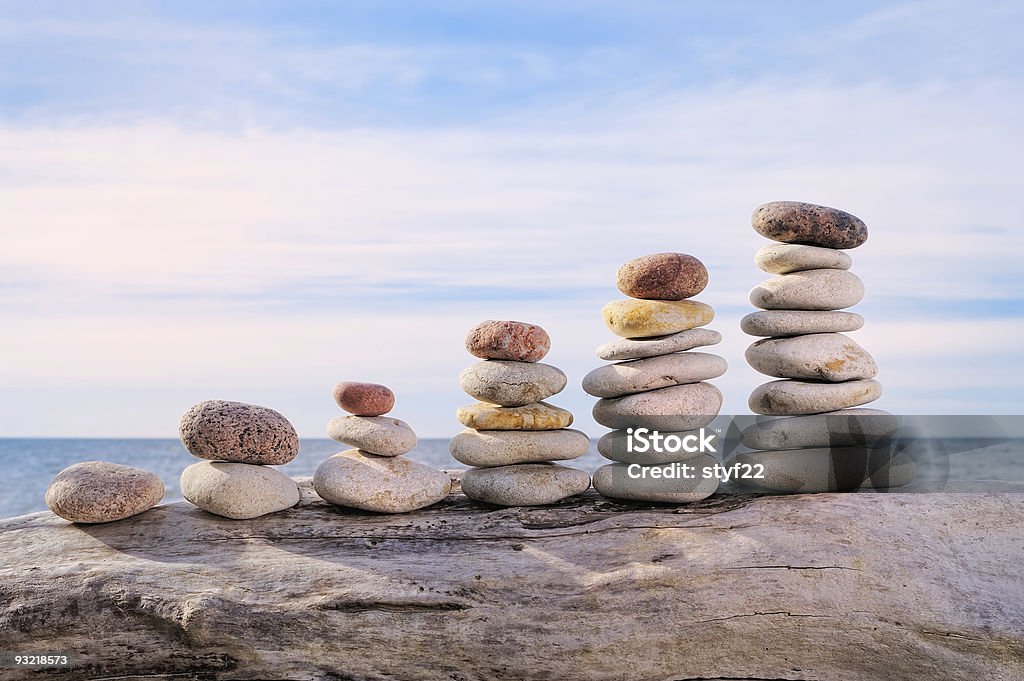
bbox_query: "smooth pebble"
[449,428,590,467]
[313,450,452,513]
[582,352,727,398]
[749,269,864,311]
[459,360,567,407]
[741,409,899,451]
[45,461,164,523]
[745,333,877,382]
[181,461,299,520]
[456,401,573,430]
[616,252,708,300]
[596,328,722,361]
[741,310,864,337]
[593,382,722,431]
[602,299,714,338]
[326,415,417,456]
[592,456,719,503]
[460,463,590,506]
[749,379,882,415]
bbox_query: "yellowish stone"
[456,401,573,430]
[601,299,714,338]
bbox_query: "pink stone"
[332,382,396,416]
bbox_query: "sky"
[1,0,1022,438]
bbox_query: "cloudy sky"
[2,1,1022,438]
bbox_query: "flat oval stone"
[582,352,727,398]
[465,320,550,362]
[459,360,567,407]
[596,328,722,361]
[602,299,714,338]
[593,382,722,431]
[749,269,864,311]
[730,447,915,493]
[460,463,590,506]
[180,461,299,520]
[741,409,899,450]
[45,461,163,523]
[752,201,868,249]
[616,252,708,300]
[592,456,719,503]
[326,415,417,456]
[332,382,395,416]
[449,428,590,467]
[598,429,716,465]
[741,310,864,337]
[313,450,452,513]
[755,243,852,274]
[179,400,299,465]
[456,401,572,430]
[749,379,882,415]
[746,333,877,382]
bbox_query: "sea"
[2,437,1022,519]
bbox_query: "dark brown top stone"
[179,400,299,464]
[616,252,708,300]
[752,201,868,249]
[332,382,395,416]
[465,320,550,362]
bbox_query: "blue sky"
[1,1,1022,436]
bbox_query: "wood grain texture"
[1,478,1022,681]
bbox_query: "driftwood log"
[1,477,1022,681]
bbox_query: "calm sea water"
[1,437,1021,519]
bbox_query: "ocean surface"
[2,437,1022,519]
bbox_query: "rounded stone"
[592,382,722,431]
[460,463,590,506]
[749,269,864,311]
[741,409,899,451]
[741,310,864,337]
[755,243,852,274]
[616,252,708,300]
[752,201,868,249]
[326,415,417,457]
[313,450,452,513]
[592,456,719,503]
[459,360,567,407]
[598,429,717,465]
[179,400,299,465]
[465,320,550,362]
[602,299,715,338]
[45,461,164,524]
[749,379,882,415]
[180,461,299,520]
[596,328,722,361]
[582,352,727,398]
[745,333,877,382]
[332,382,395,416]
[449,428,591,467]
[730,447,915,493]
[456,401,573,430]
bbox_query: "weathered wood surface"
[1,479,1022,681]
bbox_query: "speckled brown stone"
[45,461,164,523]
[616,252,709,300]
[465,320,550,362]
[332,381,395,416]
[752,201,868,249]
[179,400,299,464]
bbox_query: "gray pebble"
[326,415,417,457]
[745,333,877,382]
[45,461,164,523]
[741,310,864,337]
[459,360,567,406]
[592,455,719,503]
[596,328,722,361]
[749,379,882,415]
[313,450,452,513]
[730,446,915,492]
[181,461,299,520]
[449,428,590,467]
[461,463,590,506]
[741,409,899,450]
[582,352,727,398]
[593,382,722,431]
[750,269,864,311]
[755,243,852,274]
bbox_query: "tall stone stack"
[452,320,591,506]
[315,382,452,513]
[583,253,726,503]
[737,201,909,492]
[178,400,301,519]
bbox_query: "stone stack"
[316,382,452,513]
[179,400,301,519]
[737,201,909,492]
[583,253,725,502]
[452,320,591,506]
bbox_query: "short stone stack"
[452,320,591,506]
[316,382,452,513]
[179,400,301,519]
[584,253,725,502]
[737,201,909,492]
